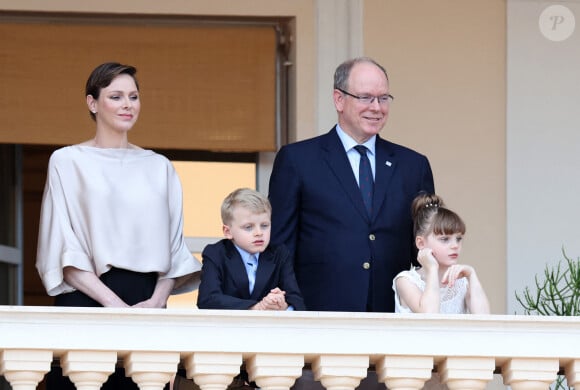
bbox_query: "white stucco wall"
[507,0,580,313]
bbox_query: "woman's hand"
[132,277,175,308]
[63,266,129,307]
[132,298,166,308]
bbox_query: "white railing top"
[1,306,579,366]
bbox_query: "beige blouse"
[36,145,201,297]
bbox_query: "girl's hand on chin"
[417,248,438,269]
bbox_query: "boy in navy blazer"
[197,188,305,311]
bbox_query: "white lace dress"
[393,267,469,314]
[392,267,469,389]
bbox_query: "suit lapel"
[372,136,397,222]
[224,241,251,298]
[251,248,276,300]
[322,128,370,222]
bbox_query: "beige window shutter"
[0,18,277,152]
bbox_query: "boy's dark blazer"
[197,239,306,310]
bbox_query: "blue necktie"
[354,145,374,217]
[245,254,258,294]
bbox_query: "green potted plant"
[515,248,580,389]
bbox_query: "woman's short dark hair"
[85,62,139,121]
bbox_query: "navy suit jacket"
[197,239,306,311]
[268,127,434,312]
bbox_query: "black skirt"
[47,267,168,390]
[54,267,158,307]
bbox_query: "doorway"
[0,144,22,305]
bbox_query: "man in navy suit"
[268,57,434,313]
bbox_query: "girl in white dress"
[393,193,489,314]
[392,193,490,389]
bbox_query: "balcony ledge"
[1,306,579,390]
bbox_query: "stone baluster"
[245,353,304,390]
[502,358,559,390]
[61,350,117,390]
[565,359,580,389]
[375,355,433,390]
[438,357,495,390]
[311,355,369,390]
[124,351,180,390]
[183,352,243,390]
[0,349,52,390]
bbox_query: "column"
[183,352,243,390]
[376,355,433,390]
[124,351,180,390]
[311,355,369,390]
[246,353,304,390]
[61,350,117,390]
[502,357,559,390]
[438,357,495,390]
[0,349,52,390]
[565,359,580,389]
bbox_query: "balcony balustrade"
[1,306,579,390]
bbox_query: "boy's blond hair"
[221,188,272,225]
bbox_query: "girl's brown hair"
[412,193,466,237]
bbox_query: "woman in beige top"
[36,62,201,390]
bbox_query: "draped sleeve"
[160,162,201,294]
[36,149,94,296]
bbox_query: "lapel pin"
[385,161,392,167]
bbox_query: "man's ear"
[415,235,425,249]
[223,224,233,239]
[333,89,345,112]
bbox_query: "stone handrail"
[1,306,579,390]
